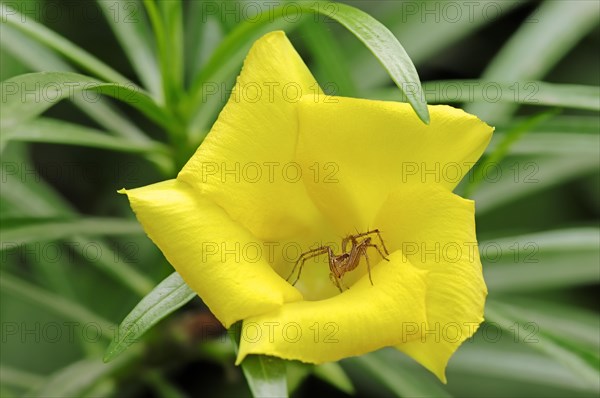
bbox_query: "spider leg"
[361,246,374,286]
[339,278,351,290]
[351,229,390,256]
[341,236,352,253]
[366,243,390,262]
[329,272,343,293]
[287,247,332,286]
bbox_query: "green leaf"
[464,109,560,196]
[438,81,599,111]
[0,24,154,144]
[28,353,140,397]
[240,355,288,398]
[466,0,600,122]
[313,362,354,395]
[285,361,312,394]
[0,272,115,334]
[373,80,600,111]
[350,351,451,397]
[532,115,599,135]
[159,0,184,104]
[486,301,600,391]
[230,322,288,398]
[1,147,155,296]
[0,144,74,217]
[0,117,169,155]
[0,4,130,84]
[450,338,594,393]
[1,217,142,248]
[473,154,598,214]
[103,272,196,362]
[1,151,154,296]
[185,1,429,127]
[73,237,155,297]
[482,228,600,292]
[300,19,358,96]
[491,298,599,353]
[349,0,524,90]
[312,1,429,122]
[184,3,223,84]
[97,0,162,100]
[485,132,599,157]
[1,72,174,131]
[144,0,183,106]
[1,72,95,129]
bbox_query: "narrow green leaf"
[0,23,68,72]
[103,272,196,362]
[311,1,428,123]
[440,81,599,111]
[0,144,74,217]
[185,1,429,127]
[285,361,312,395]
[1,217,142,248]
[486,301,600,390]
[485,132,600,157]
[351,351,451,397]
[71,237,155,297]
[473,154,598,214]
[466,0,600,122]
[532,115,599,135]
[159,0,184,103]
[1,148,155,296]
[491,298,600,353]
[97,0,162,100]
[28,353,140,397]
[373,80,600,111]
[313,362,354,395]
[1,72,174,131]
[1,72,96,129]
[240,355,288,398]
[0,272,115,334]
[143,0,183,107]
[300,19,358,96]
[450,340,592,392]
[0,118,169,155]
[71,82,175,130]
[0,4,131,84]
[184,3,223,84]
[0,148,154,300]
[349,0,524,90]
[465,109,559,196]
[482,228,600,292]
[0,24,154,144]
[230,322,288,398]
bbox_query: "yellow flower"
[121,31,493,383]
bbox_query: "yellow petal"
[236,251,429,364]
[179,31,323,241]
[373,185,487,383]
[296,96,493,232]
[120,179,302,328]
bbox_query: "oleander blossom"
[120,31,493,382]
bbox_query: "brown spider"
[286,229,390,292]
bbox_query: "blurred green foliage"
[1,0,599,397]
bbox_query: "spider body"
[286,229,390,292]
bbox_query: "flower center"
[272,229,390,301]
